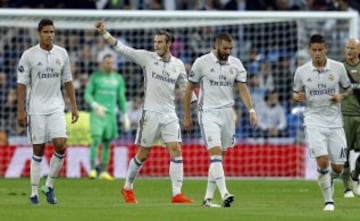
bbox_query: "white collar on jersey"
[156,54,172,63]
[37,44,54,53]
[210,51,229,65]
[311,58,330,73]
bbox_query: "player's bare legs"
[167,142,192,203]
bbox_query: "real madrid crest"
[17,65,24,73]
[230,67,237,75]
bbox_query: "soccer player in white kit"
[293,34,352,211]
[17,19,79,205]
[95,20,195,204]
[184,33,258,207]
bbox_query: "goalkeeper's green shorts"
[90,112,118,140]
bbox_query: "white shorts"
[199,108,236,150]
[305,126,347,164]
[28,112,67,144]
[135,111,181,147]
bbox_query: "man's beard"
[217,48,229,61]
[218,53,228,61]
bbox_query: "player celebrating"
[293,34,352,211]
[184,33,258,208]
[84,54,130,181]
[95,20,195,204]
[341,38,360,197]
[17,18,79,205]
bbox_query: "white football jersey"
[113,41,193,113]
[189,52,247,111]
[293,58,351,128]
[17,44,72,115]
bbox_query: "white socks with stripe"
[124,157,143,190]
[30,155,42,197]
[45,152,65,188]
[170,157,184,196]
[209,155,229,199]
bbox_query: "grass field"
[0,178,359,221]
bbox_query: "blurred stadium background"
[0,0,359,180]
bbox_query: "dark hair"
[102,53,113,60]
[38,18,54,32]
[215,32,233,43]
[155,29,174,43]
[264,89,277,101]
[309,34,326,46]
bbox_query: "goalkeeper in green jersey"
[84,54,130,180]
[341,38,360,197]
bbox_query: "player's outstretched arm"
[95,20,117,47]
[95,20,146,66]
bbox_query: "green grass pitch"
[0,178,359,221]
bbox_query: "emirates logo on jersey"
[17,65,24,73]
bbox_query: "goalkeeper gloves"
[91,102,107,118]
[121,113,131,132]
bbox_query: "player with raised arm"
[183,33,258,208]
[341,38,360,197]
[17,18,79,205]
[84,54,130,181]
[293,34,352,211]
[95,20,195,204]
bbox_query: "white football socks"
[210,155,229,199]
[169,157,184,196]
[124,157,143,190]
[45,152,65,188]
[30,155,42,197]
[204,167,216,200]
[318,168,333,203]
